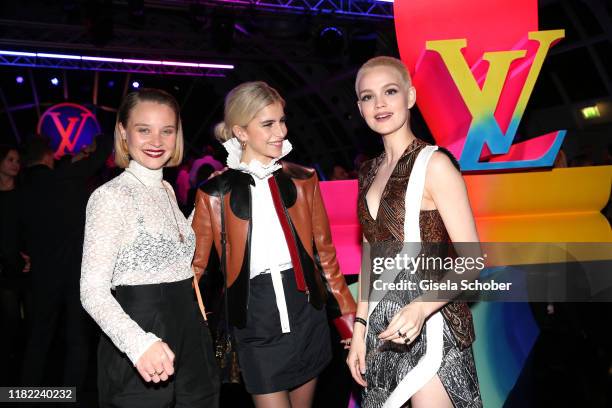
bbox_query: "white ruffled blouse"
[222,138,293,277]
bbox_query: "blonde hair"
[354,56,412,96]
[214,81,285,143]
[114,88,184,168]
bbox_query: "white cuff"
[127,332,162,366]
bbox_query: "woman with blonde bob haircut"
[81,88,219,408]
[192,81,356,408]
[113,89,184,168]
[347,56,482,408]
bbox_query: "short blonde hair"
[214,81,285,143]
[354,56,412,96]
[114,88,184,168]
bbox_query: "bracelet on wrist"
[354,317,367,327]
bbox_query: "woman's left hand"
[378,302,427,345]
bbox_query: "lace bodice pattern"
[80,160,195,365]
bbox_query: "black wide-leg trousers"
[98,278,219,408]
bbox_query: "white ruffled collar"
[223,137,293,180]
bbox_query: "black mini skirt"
[233,269,332,394]
[97,278,219,408]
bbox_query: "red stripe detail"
[268,177,307,292]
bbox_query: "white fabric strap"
[403,145,438,242]
[384,145,444,408]
[269,264,291,333]
[366,145,439,333]
[383,312,444,407]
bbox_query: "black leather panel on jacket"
[228,170,254,221]
[228,221,252,329]
[200,170,254,220]
[273,170,297,209]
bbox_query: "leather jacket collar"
[204,162,312,220]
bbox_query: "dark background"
[1,0,611,177]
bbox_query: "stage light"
[317,26,345,58]
[132,81,140,88]
[82,56,123,62]
[50,77,59,86]
[0,49,234,70]
[16,76,24,84]
[124,59,162,65]
[0,50,36,57]
[581,105,600,119]
[38,52,81,60]
[107,80,115,88]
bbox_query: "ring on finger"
[397,329,407,338]
[403,336,411,344]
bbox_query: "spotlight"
[316,26,344,58]
[50,77,59,86]
[132,81,140,88]
[107,80,115,88]
[581,105,600,120]
[15,76,24,84]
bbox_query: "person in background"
[330,164,350,181]
[175,156,194,209]
[183,163,214,217]
[80,88,219,407]
[0,145,28,385]
[189,145,223,187]
[604,144,612,165]
[18,133,112,392]
[569,153,594,167]
[553,148,567,168]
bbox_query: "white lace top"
[80,160,195,365]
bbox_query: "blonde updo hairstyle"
[214,81,285,143]
[114,88,184,168]
[354,56,412,96]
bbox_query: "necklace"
[125,169,185,243]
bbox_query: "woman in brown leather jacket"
[191,81,356,408]
[346,57,482,407]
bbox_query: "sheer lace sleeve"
[80,186,160,365]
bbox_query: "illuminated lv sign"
[426,30,566,170]
[37,103,100,158]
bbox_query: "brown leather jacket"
[192,162,356,335]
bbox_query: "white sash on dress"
[365,145,445,408]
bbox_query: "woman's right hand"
[135,341,175,383]
[346,333,368,387]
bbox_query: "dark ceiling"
[1,0,611,176]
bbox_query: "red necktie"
[268,177,307,292]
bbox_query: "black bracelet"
[354,317,367,327]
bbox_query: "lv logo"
[426,30,566,170]
[49,111,95,158]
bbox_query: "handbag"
[212,177,241,384]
